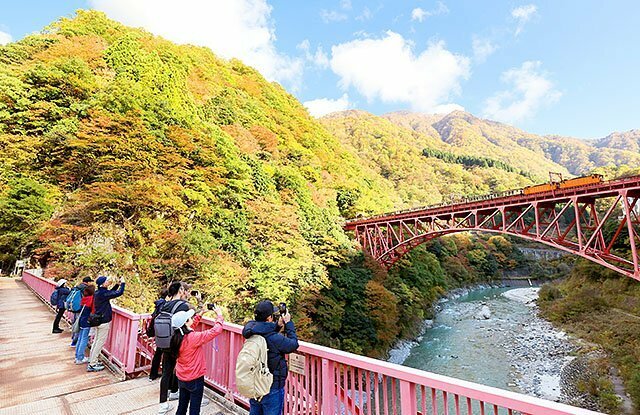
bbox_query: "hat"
[255,300,276,322]
[96,276,107,286]
[172,309,195,328]
[56,279,67,287]
[82,277,93,283]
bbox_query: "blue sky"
[1,0,638,139]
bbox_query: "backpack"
[235,335,273,400]
[65,287,83,312]
[153,301,184,349]
[50,288,59,306]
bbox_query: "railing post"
[126,318,139,374]
[321,358,334,415]
[227,332,236,399]
[400,380,417,414]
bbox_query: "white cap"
[171,309,195,328]
[56,279,67,287]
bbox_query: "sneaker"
[52,329,63,333]
[157,403,172,415]
[87,364,105,372]
[69,343,77,347]
[75,357,89,364]
[168,391,179,401]
[201,397,210,406]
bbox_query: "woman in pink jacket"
[170,306,224,415]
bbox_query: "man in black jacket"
[242,300,299,415]
[88,275,125,372]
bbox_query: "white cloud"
[329,31,469,113]
[511,4,537,35]
[320,0,352,23]
[297,39,329,69]
[320,9,348,23]
[483,61,561,123]
[411,2,449,22]
[0,30,12,45]
[356,7,373,21]
[304,94,351,117]
[89,0,303,89]
[472,36,497,63]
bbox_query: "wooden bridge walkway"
[0,277,236,415]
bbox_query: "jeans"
[176,376,205,415]
[70,312,80,344]
[249,388,285,415]
[75,327,90,361]
[52,307,65,331]
[89,322,110,366]
[159,350,178,403]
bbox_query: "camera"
[190,290,199,297]
[272,302,287,321]
[206,303,217,311]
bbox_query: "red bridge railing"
[21,271,602,414]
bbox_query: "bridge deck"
[0,277,236,415]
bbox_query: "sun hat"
[171,309,195,328]
[56,279,67,287]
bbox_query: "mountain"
[377,111,640,177]
[593,129,640,153]
[0,10,407,317]
[321,110,534,207]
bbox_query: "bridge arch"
[345,176,640,281]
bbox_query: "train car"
[523,183,558,195]
[558,174,603,189]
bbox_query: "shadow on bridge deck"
[0,277,236,415]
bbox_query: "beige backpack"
[235,335,273,400]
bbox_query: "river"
[389,286,577,402]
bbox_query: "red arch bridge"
[344,175,640,281]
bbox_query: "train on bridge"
[351,174,605,222]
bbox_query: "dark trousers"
[52,307,65,331]
[176,376,205,415]
[159,350,178,403]
[149,347,163,379]
[249,388,285,415]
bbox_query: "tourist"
[74,284,95,364]
[68,276,93,346]
[242,300,299,415]
[149,287,169,381]
[170,306,224,415]
[51,279,70,334]
[87,275,125,372]
[157,281,191,415]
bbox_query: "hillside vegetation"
[379,111,640,177]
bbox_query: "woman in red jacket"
[170,306,224,415]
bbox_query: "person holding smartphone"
[170,305,224,415]
[88,275,125,372]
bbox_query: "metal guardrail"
[21,271,603,414]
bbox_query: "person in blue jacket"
[242,300,299,415]
[87,275,125,372]
[52,279,70,333]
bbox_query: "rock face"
[475,305,491,320]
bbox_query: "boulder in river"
[475,305,492,320]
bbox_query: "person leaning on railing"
[87,275,125,372]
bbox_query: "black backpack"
[153,301,185,349]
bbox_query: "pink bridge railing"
[21,271,602,415]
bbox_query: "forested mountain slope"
[379,111,640,177]
[0,11,404,316]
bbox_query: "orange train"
[523,174,603,195]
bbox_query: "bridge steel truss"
[344,175,640,281]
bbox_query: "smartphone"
[206,303,217,311]
[190,290,199,297]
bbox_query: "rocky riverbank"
[500,288,578,402]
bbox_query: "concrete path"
[0,277,239,415]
